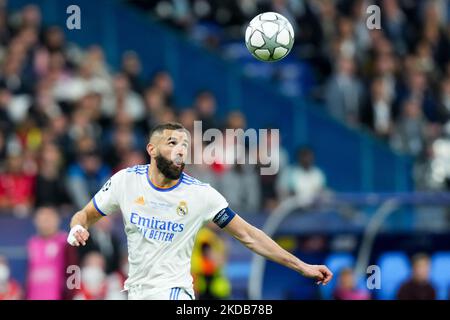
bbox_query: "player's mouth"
[173,158,184,167]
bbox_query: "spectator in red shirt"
[0,255,22,300]
[0,153,35,216]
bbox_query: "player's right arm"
[68,201,103,246]
[67,170,124,247]
[204,185,332,285]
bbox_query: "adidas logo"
[134,196,145,205]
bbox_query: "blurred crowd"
[332,253,437,300]
[0,3,326,300]
[0,3,328,218]
[130,0,450,190]
[0,0,448,301]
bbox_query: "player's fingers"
[75,232,86,246]
[314,269,324,284]
[324,273,333,284]
[75,235,85,246]
[80,230,90,241]
[79,229,89,239]
[320,266,333,285]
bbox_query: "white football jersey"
[92,164,229,298]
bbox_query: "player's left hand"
[301,264,333,285]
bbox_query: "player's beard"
[155,154,185,180]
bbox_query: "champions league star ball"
[245,12,295,62]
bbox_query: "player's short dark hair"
[149,122,186,141]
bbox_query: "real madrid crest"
[176,201,188,217]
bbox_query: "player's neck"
[148,164,181,189]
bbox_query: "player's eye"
[168,141,176,146]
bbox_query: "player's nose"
[172,146,186,162]
[175,146,185,157]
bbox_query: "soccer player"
[67,122,333,300]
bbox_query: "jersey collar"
[146,165,183,192]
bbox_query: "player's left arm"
[221,211,333,285]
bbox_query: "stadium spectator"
[361,77,394,139]
[151,71,174,106]
[26,206,77,300]
[257,128,288,211]
[0,37,33,95]
[74,251,126,300]
[17,4,42,31]
[178,107,198,134]
[121,51,144,94]
[0,153,35,216]
[101,73,145,122]
[0,86,14,136]
[114,149,146,173]
[397,70,437,123]
[45,114,72,157]
[333,267,370,300]
[219,163,261,213]
[0,255,22,300]
[67,108,100,146]
[437,77,450,123]
[371,49,399,108]
[276,147,326,207]
[203,110,247,176]
[381,0,408,55]
[35,143,70,208]
[66,149,111,209]
[0,131,7,163]
[194,90,219,132]
[191,226,231,300]
[103,124,138,170]
[42,26,66,54]
[396,253,436,300]
[142,86,169,131]
[325,56,365,126]
[0,6,11,45]
[391,99,428,156]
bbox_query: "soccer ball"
[245,12,295,62]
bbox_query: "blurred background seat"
[376,251,411,300]
[430,251,450,300]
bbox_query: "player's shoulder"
[180,172,210,188]
[109,164,148,182]
[123,164,149,176]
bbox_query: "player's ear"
[147,143,157,158]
